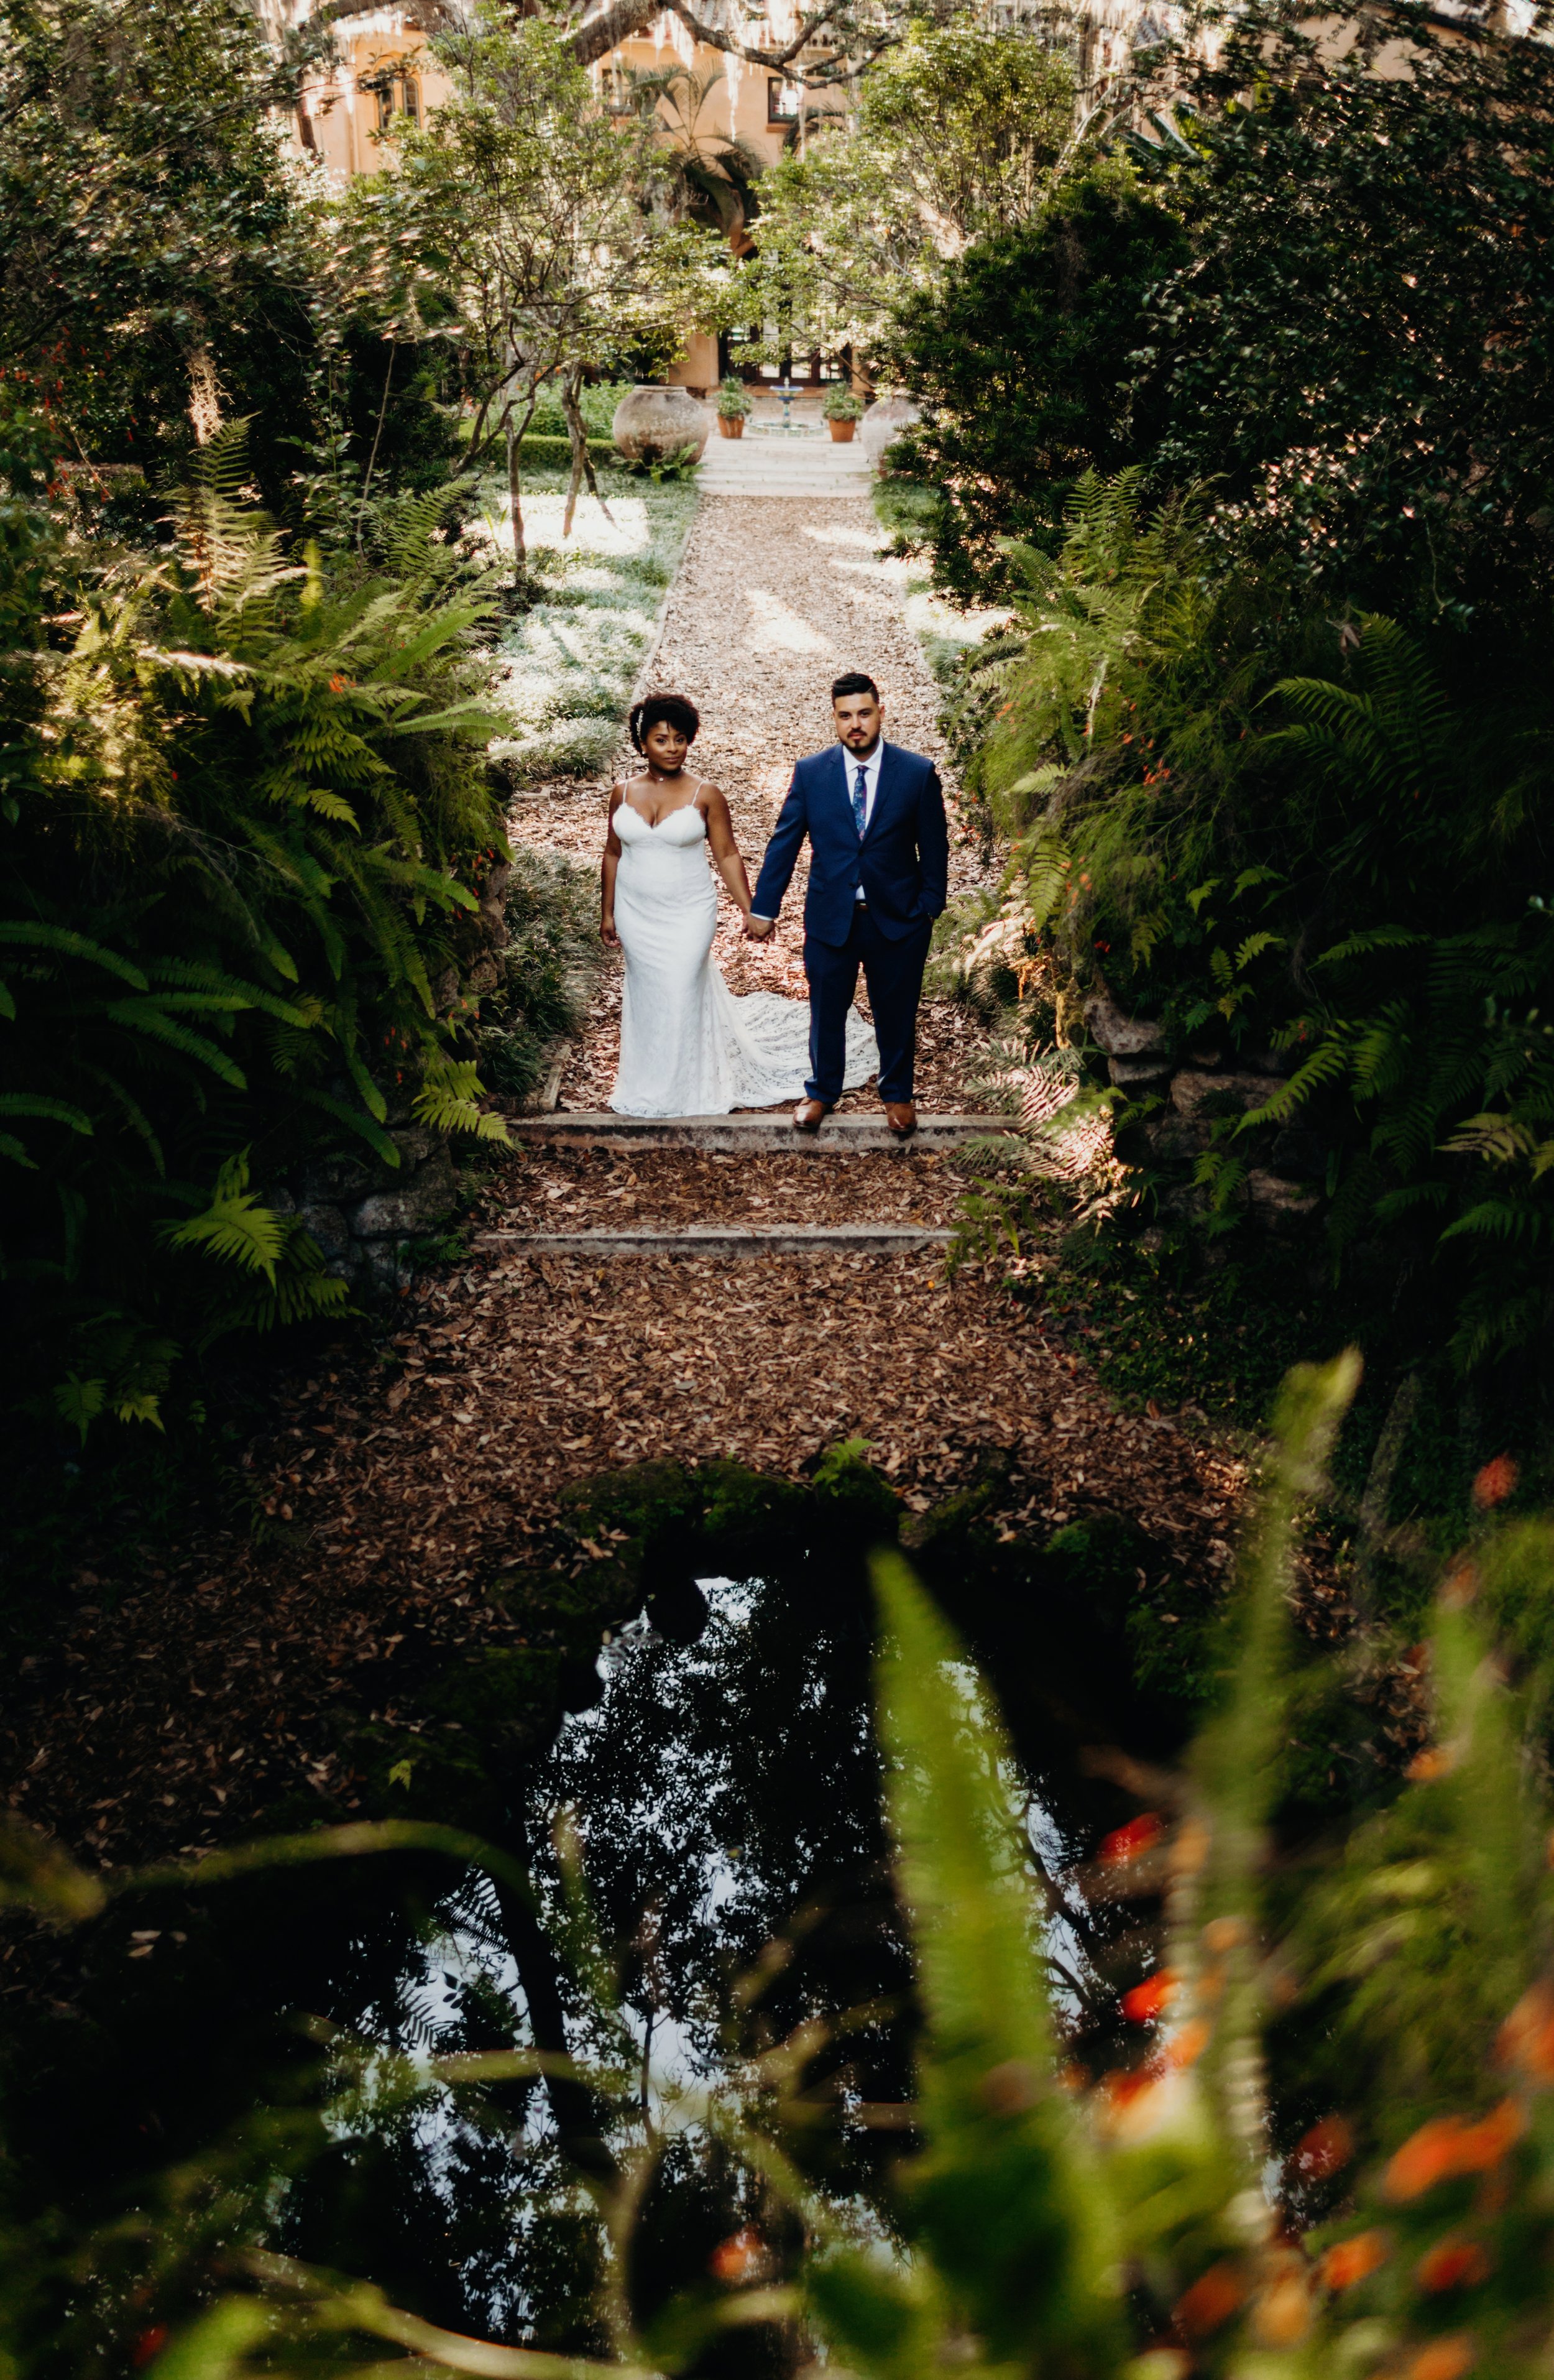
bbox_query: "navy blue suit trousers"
[806,905,932,1105]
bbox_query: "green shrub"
[881,166,1188,601]
[476,848,601,1105]
[952,471,1554,1364]
[0,408,510,1430]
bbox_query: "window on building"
[767,76,801,123]
[600,64,636,114]
[372,72,421,132]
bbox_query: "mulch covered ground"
[0,1247,1247,1876]
[477,1145,964,1231]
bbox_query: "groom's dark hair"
[831,671,879,703]
[629,693,700,751]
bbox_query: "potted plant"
[822,387,864,442]
[717,376,752,440]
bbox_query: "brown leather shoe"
[884,1100,917,1138]
[793,1098,830,1133]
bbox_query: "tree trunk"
[492,1868,619,2185]
[506,416,526,589]
[560,367,612,539]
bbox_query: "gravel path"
[513,494,990,1114]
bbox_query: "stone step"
[697,482,874,500]
[479,1223,955,1258]
[506,1110,1016,1154]
[696,444,873,499]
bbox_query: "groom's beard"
[841,735,881,757]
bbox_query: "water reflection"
[286,1550,1148,2346]
[188,1533,1147,2370]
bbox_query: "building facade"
[267,0,1156,392]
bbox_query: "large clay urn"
[612,384,710,466]
[860,395,922,470]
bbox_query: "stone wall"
[1083,989,1321,1229]
[269,860,513,1294]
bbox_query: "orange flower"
[1406,1746,1456,1783]
[1472,1455,1517,1508]
[1170,1817,1210,1878]
[1400,2335,1475,2380]
[1455,2099,1526,2170]
[1386,2118,1472,2201]
[1292,2113,1354,2182]
[1122,1970,1179,2024]
[1384,2102,1525,2201]
[1164,2018,1211,2069]
[1098,1812,1166,1865]
[1497,1979,1554,2083]
[1098,2065,1156,2117]
[1173,2261,1248,2340]
[1252,2272,1313,2348]
[1321,2231,1389,2292]
[708,2227,766,2285]
[1416,2237,1491,2293]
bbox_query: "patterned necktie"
[852,762,868,835]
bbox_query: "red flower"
[1472,1455,1517,1509]
[1173,2261,1247,2340]
[1098,1812,1164,1866]
[1292,2113,1354,2182]
[708,2227,766,2284]
[1121,1969,1178,2024]
[1416,2236,1491,2293]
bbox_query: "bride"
[600,693,876,1118]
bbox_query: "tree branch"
[561,0,890,84]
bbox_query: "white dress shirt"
[751,738,886,923]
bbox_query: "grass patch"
[480,464,699,787]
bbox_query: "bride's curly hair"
[628,693,700,752]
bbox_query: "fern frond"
[411,1056,511,1144]
[0,1092,94,1135]
[0,921,149,987]
[1236,1041,1351,1130]
[163,1150,283,1279]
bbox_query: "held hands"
[743,912,775,942]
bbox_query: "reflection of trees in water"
[283,1552,1151,2348]
[535,1561,914,2200]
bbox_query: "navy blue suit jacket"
[750,740,949,949]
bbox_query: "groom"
[747,673,949,1138]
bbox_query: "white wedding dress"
[609,801,876,1117]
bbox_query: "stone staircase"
[477,1109,1016,1260]
[696,431,873,500]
